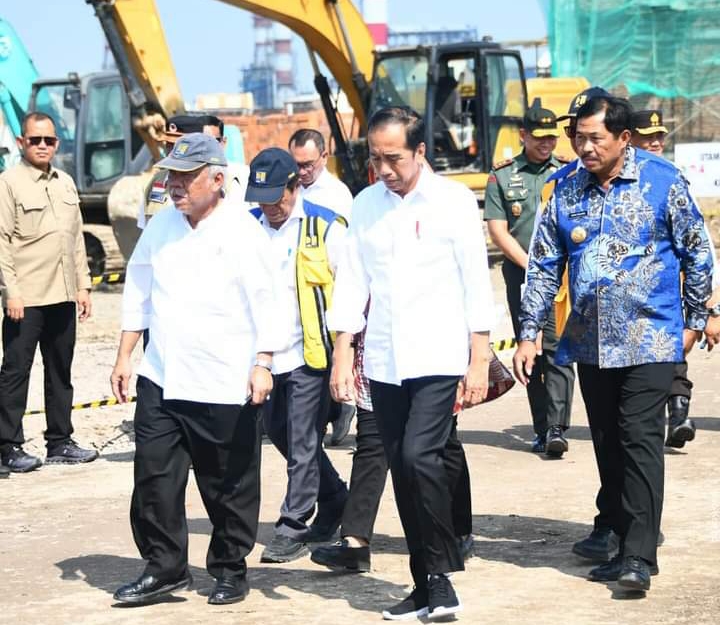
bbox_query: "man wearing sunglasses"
[0,112,96,473]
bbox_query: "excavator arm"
[218,0,375,127]
[86,0,185,158]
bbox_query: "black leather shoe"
[666,396,695,448]
[46,439,98,464]
[572,527,618,562]
[113,571,192,604]
[311,539,371,572]
[1,445,42,473]
[260,534,309,563]
[618,556,653,591]
[329,403,356,446]
[207,576,249,604]
[589,554,658,582]
[546,425,569,457]
[0,464,10,478]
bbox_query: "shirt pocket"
[58,191,81,233]
[16,198,48,239]
[298,246,333,286]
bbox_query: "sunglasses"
[26,136,58,147]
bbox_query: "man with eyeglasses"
[0,112,96,473]
[289,129,356,446]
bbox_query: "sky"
[1,0,547,104]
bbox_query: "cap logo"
[176,143,189,155]
[575,95,587,107]
[650,113,660,126]
[255,171,267,184]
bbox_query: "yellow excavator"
[70,0,587,261]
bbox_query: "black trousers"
[263,365,347,538]
[577,363,673,566]
[130,376,262,580]
[370,376,465,589]
[670,360,692,399]
[0,302,76,448]
[503,260,575,436]
[341,409,472,542]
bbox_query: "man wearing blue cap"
[245,147,349,564]
[110,133,282,605]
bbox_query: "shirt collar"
[578,145,639,190]
[21,158,58,182]
[305,167,329,191]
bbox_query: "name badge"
[569,210,588,219]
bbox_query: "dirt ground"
[2,267,720,625]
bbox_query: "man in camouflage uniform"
[485,100,575,457]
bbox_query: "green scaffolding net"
[547,0,720,98]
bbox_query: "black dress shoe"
[329,403,356,446]
[665,396,695,448]
[0,464,10,478]
[207,576,249,604]
[113,571,192,603]
[46,439,98,464]
[546,425,569,458]
[572,527,617,562]
[0,445,42,473]
[589,554,658,582]
[311,539,371,572]
[618,556,653,591]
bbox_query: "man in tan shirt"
[0,112,96,473]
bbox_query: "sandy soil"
[2,269,719,625]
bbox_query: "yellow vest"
[295,210,346,370]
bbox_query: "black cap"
[162,114,223,142]
[523,98,559,138]
[245,148,299,204]
[557,86,612,121]
[631,109,668,135]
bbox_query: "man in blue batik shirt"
[514,96,713,593]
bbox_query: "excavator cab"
[370,43,527,188]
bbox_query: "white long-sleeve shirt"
[300,167,354,222]
[327,166,495,385]
[257,197,346,374]
[122,198,285,404]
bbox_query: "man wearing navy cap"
[245,147,349,564]
[111,133,281,605]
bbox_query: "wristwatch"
[708,303,720,317]
[254,358,273,371]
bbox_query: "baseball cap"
[631,109,668,135]
[523,99,560,138]
[161,113,223,143]
[557,86,612,121]
[245,147,299,204]
[156,132,227,172]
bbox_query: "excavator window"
[370,55,429,116]
[485,53,526,164]
[84,80,125,182]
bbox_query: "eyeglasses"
[295,155,323,171]
[26,136,58,147]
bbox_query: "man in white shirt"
[289,128,356,445]
[110,134,280,606]
[244,147,349,564]
[289,128,353,222]
[328,107,495,621]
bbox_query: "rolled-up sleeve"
[121,228,153,330]
[453,188,495,332]
[326,224,369,334]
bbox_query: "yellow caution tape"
[91,271,125,286]
[24,396,136,416]
[492,337,518,352]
